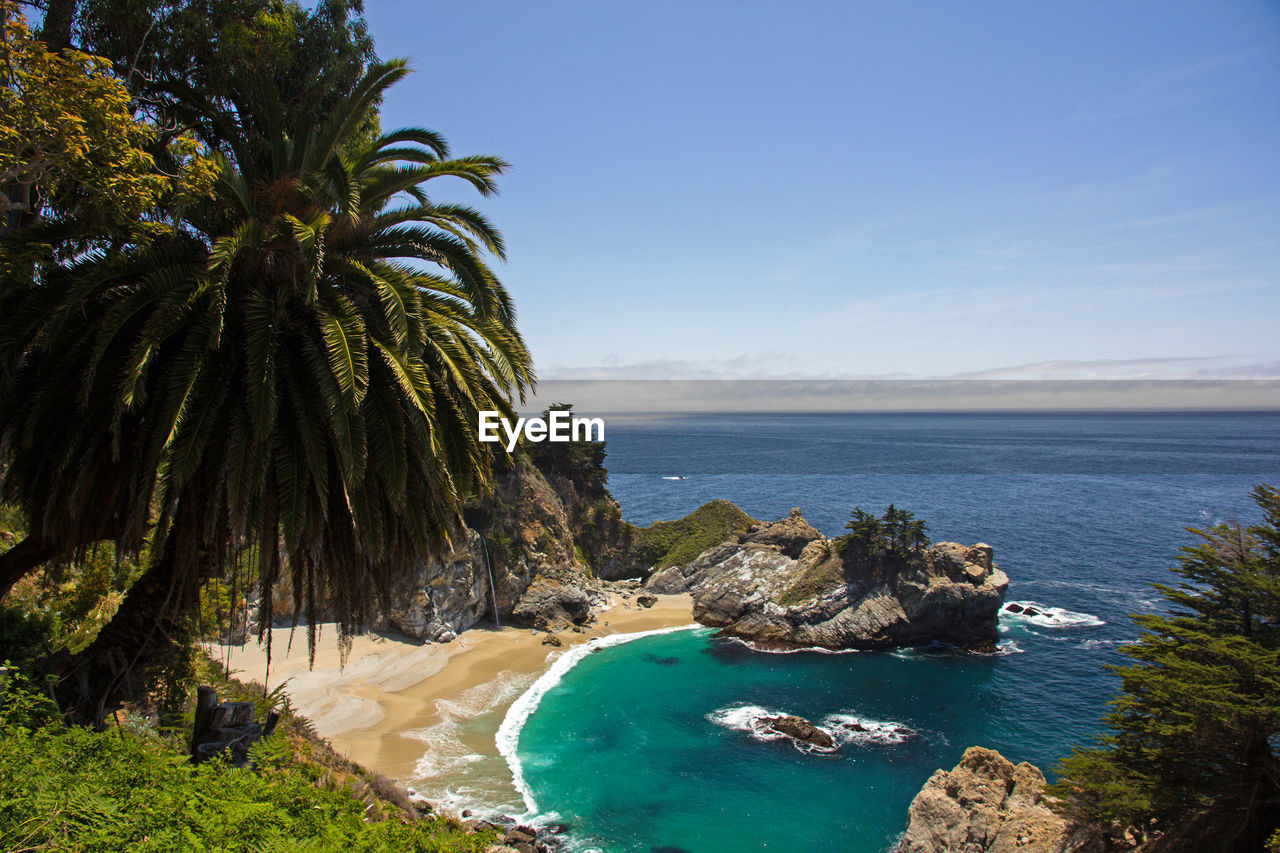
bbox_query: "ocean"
[461,412,1280,852]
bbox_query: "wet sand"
[210,593,696,787]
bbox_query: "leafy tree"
[1051,484,1280,852]
[0,1,213,241]
[0,60,533,720]
[40,0,378,152]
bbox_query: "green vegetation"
[525,404,631,571]
[1050,484,1280,852]
[778,540,841,606]
[526,404,609,498]
[776,505,932,605]
[629,500,758,570]
[1,2,533,846]
[0,1,214,247]
[837,504,929,567]
[1,0,532,719]
[0,663,499,852]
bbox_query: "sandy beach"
[210,592,696,807]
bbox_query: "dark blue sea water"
[510,412,1280,853]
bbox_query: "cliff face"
[380,455,610,640]
[899,747,1101,853]
[647,508,1008,650]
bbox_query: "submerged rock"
[648,509,1007,651]
[898,747,1101,853]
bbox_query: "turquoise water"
[516,620,1096,853]
[502,412,1280,852]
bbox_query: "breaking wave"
[706,704,915,753]
[1000,600,1105,628]
[497,625,706,817]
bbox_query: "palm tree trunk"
[0,535,58,599]
[54,537,203,725]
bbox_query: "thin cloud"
[951,357,1280,380]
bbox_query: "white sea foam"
[1078,638,1138,650]
[496,625,705,818]
[707,704,914,752]
[820,714,914,746]
[706,704,793,740]
[994,640,1025,655]
[723,636,866,655]
[1001,600,1105,628]
[408,718,483,778]
[408,671,534,781]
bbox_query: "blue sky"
[365,1,1280,380]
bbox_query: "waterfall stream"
[480,534,500,628]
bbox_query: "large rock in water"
[760,714,835,749]
[647,508,1007,650]
[898,747,1100,853]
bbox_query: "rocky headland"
[647,508,1008,651]
[274,457,757,643]
[268,425,1007,659]
[898,747,1102,853]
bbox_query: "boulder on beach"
[511,568,594,631]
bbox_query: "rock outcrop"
[261,455,613,642]
[759,714,835,749]
[898,747,1100,853]
[647,508,1007,650]
[382,530,491,642]
[509,565,599,631]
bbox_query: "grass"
[630,499,757,570]
[777,541,843,605]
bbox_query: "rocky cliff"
[379,455,612,640]
[647,508,1008,650]
[262,454,614,642]
[898,747,1101,853]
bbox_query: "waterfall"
[480,534,500,629]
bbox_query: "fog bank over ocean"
[523,379,1280,414]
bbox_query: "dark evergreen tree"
[526,403,608,499]
[843,507,884,564]
[1051,484,1280,852]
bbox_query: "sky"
[364,1,1280,381]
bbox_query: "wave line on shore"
[496,624,706,817]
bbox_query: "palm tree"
[0,60,533,720]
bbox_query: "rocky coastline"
[898,747,1102,853]
[274,448,1030,848]
[648,507,1008,651]
[337,460,1007,654]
